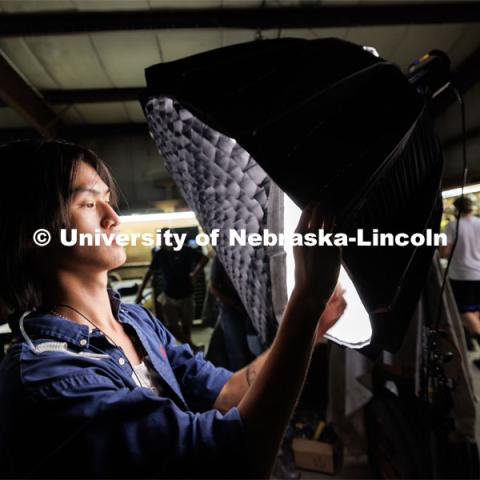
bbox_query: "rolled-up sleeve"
[163,328,234,412]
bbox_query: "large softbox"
[142,38,443,353]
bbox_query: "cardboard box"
[292,437,342,475]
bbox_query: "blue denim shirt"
[0,290,247,478]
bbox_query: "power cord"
[425,86,468,402]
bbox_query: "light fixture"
[142,37,443,354]
[119,211,196,223]
[442,183,480,199]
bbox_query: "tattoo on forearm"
[246,363,257,387]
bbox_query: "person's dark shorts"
[450,279,480,313]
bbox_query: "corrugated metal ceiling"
[0,0,479,129]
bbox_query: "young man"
[0,139,345,478]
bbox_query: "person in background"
[207,256,262,371]
[440,197,480,358]
[136,243,208,349]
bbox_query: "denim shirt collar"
[8,288,124,348]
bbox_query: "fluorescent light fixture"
[284,194,372,348]
[442,183,480,199]
[119,211,196,223]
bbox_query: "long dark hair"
[0,139,118,318]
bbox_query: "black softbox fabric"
[142,38,443,353]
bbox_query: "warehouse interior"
[1,1,480,478]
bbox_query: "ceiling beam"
[1,3,480,36]
[0,123,149,143]
[6,121,480,147]
[0,88,144,108]
[42,87,144,104]
[1,122,478,188]
[0,52,61,137]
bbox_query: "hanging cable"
[424,86,468,402]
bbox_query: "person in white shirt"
[440,197,480,343]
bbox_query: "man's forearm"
[214,295,324,412]
[213,349,270,413]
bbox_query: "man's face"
[57,160,126,272]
